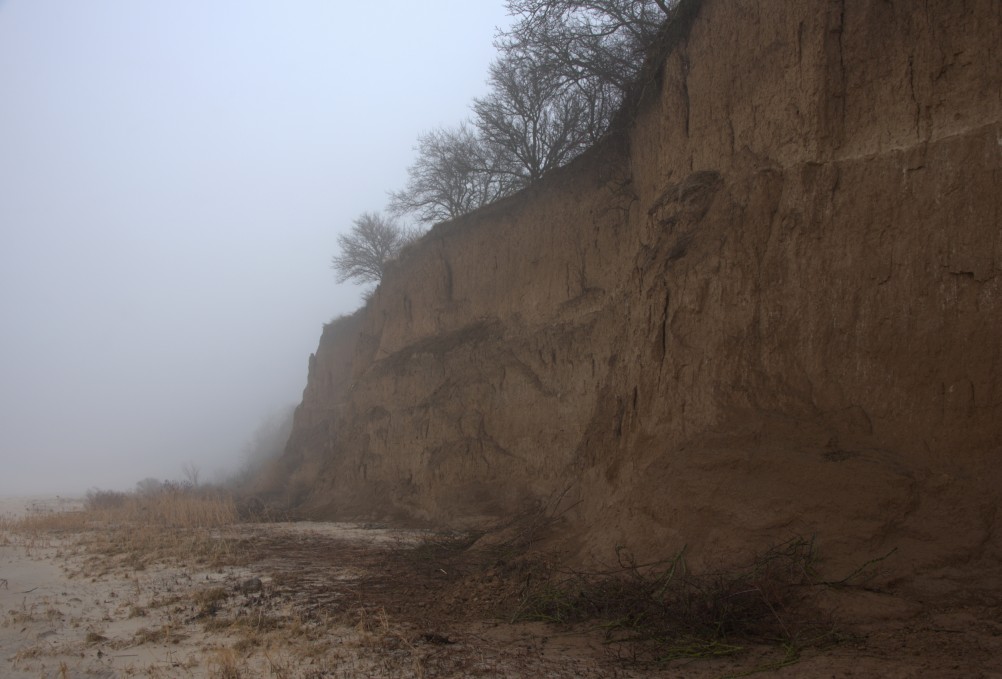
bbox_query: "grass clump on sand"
[12,482,239,569]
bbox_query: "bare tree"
[570,73,622,143]
[389,124,520,225]
[331,212,418,285]
[498,0,676,94]
[389,1,678,226]
[473,55,594,183]
[470,1,677,186]
[182,462,200,487]
[136,477,163,495]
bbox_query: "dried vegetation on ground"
[3,491,1000,678]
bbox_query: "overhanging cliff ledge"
[262,0,1001,578]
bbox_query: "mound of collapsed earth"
[261,0,1002,607]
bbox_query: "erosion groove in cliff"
[267,0,1002,582]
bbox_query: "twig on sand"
[0,578,7,590]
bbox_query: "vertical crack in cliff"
[823,0,848,152]
[657,290,671,373]
[836,0,846,128]
[796,20,804,67]
[680,46,691,138]
[907,54,922,140]
[443,257,454,302]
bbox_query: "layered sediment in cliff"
[265,0,1002,578]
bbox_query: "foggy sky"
[0,1,510,495]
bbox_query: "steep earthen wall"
[273,0,1002,576]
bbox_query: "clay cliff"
[264,0,1002,579]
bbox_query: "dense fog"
[0,0,508,495]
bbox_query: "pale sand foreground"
[3,496,1002,678]
[1,520,451,677]
[0,496,377,677]
[0,496,633,678]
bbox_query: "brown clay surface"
[199,0,1002,674]
[258,0,1002,602]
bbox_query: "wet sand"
[0,495,85,520]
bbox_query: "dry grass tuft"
[85,631,108,644]
[14,508,90,534]
[208,646,244,679]
[193,587,231,617]
[9,484,239,569]
[0,514,16,544]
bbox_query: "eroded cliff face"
[269,0,1002,577]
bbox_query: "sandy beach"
[3,495,1001,678]
[0,496,85,520]
[0,495,628,678]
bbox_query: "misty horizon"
[0,1,510,495]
